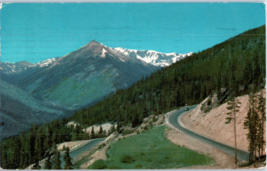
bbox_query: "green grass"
[88,126,214,169]
[74,157,88,169]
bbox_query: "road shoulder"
[165,128,236,169]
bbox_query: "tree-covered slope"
[69,25,265,127]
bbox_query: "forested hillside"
[1,119,89,169]
[69,25,265,127]
[1,25,265,169]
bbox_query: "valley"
[0,24,266,170]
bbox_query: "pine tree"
[116,122,121,133]
[99,126,103,137]
[91,126,95,139]
[257,91,265,157]
[53,151,61,169]
[225,97,241,165]
[52,146,61,170]
[44,154,52,169]
[63,147,73,169]
[244,92,259,162]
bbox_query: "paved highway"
[60,138,105,168]
[168,105,249,161]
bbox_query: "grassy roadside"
[88,125,214,169]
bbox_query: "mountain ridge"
[9,40,158,108]
[114,47,193,67]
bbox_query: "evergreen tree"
[91,126,95,139]
[257,91,266,157]
[116,122,121,133]
[225,98,241,165]
[63,147,73,169]
[99,125,103,137]
[53,151,61,170]
[44,154,52,170]
[244,92,259,162]
[52,145,61,170]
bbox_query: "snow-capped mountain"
[1,58,59,74]
[15,40,157,108]
[114,47,193,67]
[1,58,61,85]
[1,40,191,110]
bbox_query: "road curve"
[60,138,105,168]
[168,105,249,161]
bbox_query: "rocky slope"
[181,90,266,152]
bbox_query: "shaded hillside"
[0,80,70,139]
[70,25,265,127]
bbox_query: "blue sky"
[1,3,265,63]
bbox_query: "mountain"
[0,40,159,138]
[0,80,69,139]
[114,47,193,67]
[1,58,61,85]
[14,40,158,108]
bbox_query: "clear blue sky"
[1,3,265,63]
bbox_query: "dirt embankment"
[181,90,266,152]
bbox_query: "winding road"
[168,105,249,161]
[59,105,249,168]
[60,138,105,168]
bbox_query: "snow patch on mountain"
[36,58,57,67]
[100,48,107,58]
[114,47,193,67]
[2,58,59,75]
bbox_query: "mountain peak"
[87,40,103,46]
[80,40,104,53]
